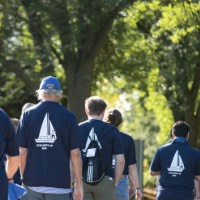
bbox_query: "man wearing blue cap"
[17,76,83,200]
[0,109,20,200]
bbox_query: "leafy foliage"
[1,0,200,188]
[96,0,200,187]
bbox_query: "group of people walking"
[1,75,200,200]
[0,76,142,200]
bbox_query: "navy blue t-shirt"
[79,119,124,178]
[0,109,19,200]
[17,101,81,189]
[120,132,136,175]
[150,137,200,198]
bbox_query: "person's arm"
[129,164,143,199]
[6,155,20,182]
[70,160,75,189]
[19,147,28,181]
[150,171,160,176]
[128,175,135,198]
[194,180,200,200]
[195,176,200,182]
[70,148,83,200]
[114,154,125,186]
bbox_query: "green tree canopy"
[0,0,135,120]
[1,0,200,147]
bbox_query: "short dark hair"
[85,96,107,116]
[172,121,190,138]
[104,109,123,127]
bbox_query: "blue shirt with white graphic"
[120,132,136,175]
[17,101,80,189]
[0,109,19,200]
[79,119,124,178]
[150,137,200,198]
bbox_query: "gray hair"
[22,103,35,113]
[36,89,63,100]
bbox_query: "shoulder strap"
[83,123,108,138]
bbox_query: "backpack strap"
[83,122,108,138]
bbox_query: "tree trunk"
[64,59,93,122]
[165,61,200,148]
[185,106,200,148]
[171,106,200,148]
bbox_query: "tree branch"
[79,1,135,64]
[21,0,55,74]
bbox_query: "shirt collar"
[172,137,188,144]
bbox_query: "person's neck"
[41,97,59,102]
[88,115,103,121]
[173,136,188,141]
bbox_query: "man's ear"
[85,108,90,115]
[186,132,189,140]
[172,133,175,138]
[100,110,105,116]
[98,110,105,120]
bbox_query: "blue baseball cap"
[39,76,62,90]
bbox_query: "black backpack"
[82,128,105,185]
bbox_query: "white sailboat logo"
[167,150,185,172]
[35,113,57,143]
[82,128,102,153]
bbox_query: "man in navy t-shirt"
[17,76,83,200]
[150,121,200,200]
[79,96,125,200]
[0,109,20,200]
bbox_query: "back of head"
[10,118,19,130]
[22,103,35,113]
[85,96,107,116]
[172,121,190,138]
[36,76,63,100]
[104,109,123,127]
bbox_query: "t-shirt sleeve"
[150,149,161,172]
[17,113,28,148]
[69,118,81,150]
[113,129,124,155]
[194,151,200,175]
[5,116,19,156]
[127,137,136,165]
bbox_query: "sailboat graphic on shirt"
[35,113,57,143]
[167,150,185,172]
